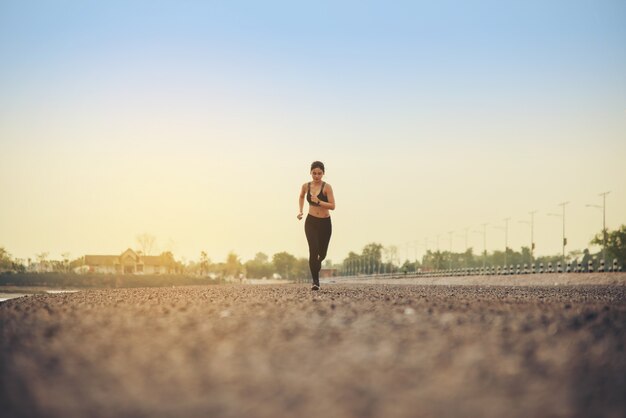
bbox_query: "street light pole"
[559,202,569,265]
[465,228,469,251]
[587,191,611,262]
[456,228,469,269]
[405,242,409,268]
[472,224,488,269]
[548,211,563,264]
[519,210,537,265]
[504,218,510,266]
[424,237,429,271]
[600,191,610,262]
[481,223,488,269]
[436,234,441,270]
[448,231,453,270]
[529,210,536,264]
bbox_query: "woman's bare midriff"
[308,205,330,218]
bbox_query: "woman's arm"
[318,184,335,210]
[297,183,306,220]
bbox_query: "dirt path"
[1,284,624,418]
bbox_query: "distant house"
[82,249,177,274]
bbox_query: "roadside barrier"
[336,258,622,279]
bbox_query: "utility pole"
[483,223,488,268]
[457,228,469,269]
[494,220,508,267]
[464,227,469,253]
[529,210,536,264]
[436,234,441,270]
[587,191,610,262]
[600,191,610,262]
[448,231,454,270]
[405,242,409,268]
[550,202,570,266]
[519,210,537,265]
[504,217,510,266]
[472,224,488,269]
[424,237,429,271]
[559,202,569,266]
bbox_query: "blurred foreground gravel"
[1,284,625,418]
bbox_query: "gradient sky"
[1,0,625,265]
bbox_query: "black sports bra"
[307,182,328,205]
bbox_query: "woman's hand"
[297,212,303,220]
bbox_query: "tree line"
[187,251,321,282]
[0,247,323,282]
[2,225,624,279]
[341,225,626,274]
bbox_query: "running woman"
[297,161,336,290]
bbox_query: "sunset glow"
[1,1,625,264]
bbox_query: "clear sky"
[1,0,625,264]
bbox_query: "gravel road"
[1,282,625,418]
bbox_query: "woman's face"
[310,168,324,182]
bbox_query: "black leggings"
[305,214,332,286]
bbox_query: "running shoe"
[311,284,320,291]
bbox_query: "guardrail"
[337,258,622,279]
